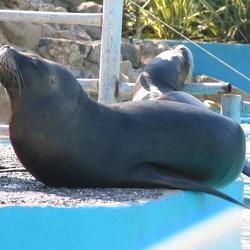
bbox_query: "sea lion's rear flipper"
[127,163,249,209]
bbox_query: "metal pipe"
[181,82,231,94]
[78,80,232,99]
[117,82,231,100]
[0,10,102,26]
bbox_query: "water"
[0,139,10,146]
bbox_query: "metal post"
[222,94,241,123]
[98,0,123,104]
[0,10,102,26]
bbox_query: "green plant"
[123,0,250,43]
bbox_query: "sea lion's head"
[175,45,194,84]
[0,45,80,109]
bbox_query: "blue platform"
[0,179,244,250]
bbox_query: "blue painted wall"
[0,180,244,250]
[166,41,250,94]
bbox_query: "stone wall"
[0,0,144,77]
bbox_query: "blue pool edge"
[0,178,245,250]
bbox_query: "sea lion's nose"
[1,45,11,51]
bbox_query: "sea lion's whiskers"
[8,54,25,94]
[1,52,25,99]
[5,56,22,99]
[14,66,25,97]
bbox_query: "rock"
[204,100,221,113]
[120,60,141,83]
[51,0,86,10]
[120,61,132,77]
[56,29,91,41]
[231,87,250,101]
[0,1,6,8]
[0,30,9,47]
[0,1,145,82]
[37,38,99,78]
[77,1,103,13]
[38,3,56,12]
[74,1,103,40]
[37,38,91,66]
[0,22,43,51]
[42,0,53,3]
[84,26,102,40]
[121,40,141,69]
[37,38,143,80]
[55,6,67,12]
[86,41,101,63]
[134,40,171,68]
[0,85,10,124]
[0,21,57,51]
[119,71,129,83]
[38,3,67,12]
[4,0,43,10]
[195,74,220,84]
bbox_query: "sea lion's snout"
[0,45,14,68]
[0,45,24,98]
[0,46,10,86]
[0,45,11,51]
[0,45,14,59]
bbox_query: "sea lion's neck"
[9,88,109,140]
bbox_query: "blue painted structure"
[0,181,244,250]
[167,41,250,93]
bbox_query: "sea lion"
[132,45,203,106]
[133,44,250,179]
[0,45,247,208]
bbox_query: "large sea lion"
[0,45,247,208]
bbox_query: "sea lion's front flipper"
[127,163,249,209]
